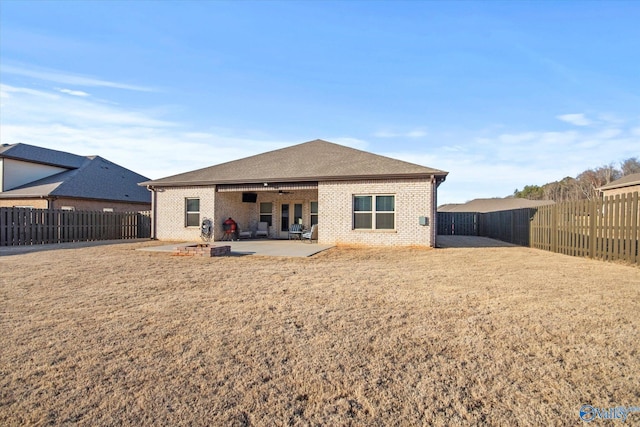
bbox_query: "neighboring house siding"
[50,198,151,212]
[0,198,149,211]
[155,186,216,241]
[318,178,435,247]
[1,158,68,191]
[601,186,640,198]
[0,198,49,209]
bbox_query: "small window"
[185,198,200,227]
[353,195,395,230]
[260,202,273,226]
[103,208,114,212]
[310,201,318,226]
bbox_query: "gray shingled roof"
[0,144,150,203]
[141,139,448,187]
[438,198,555,213]
[598,173,640,190]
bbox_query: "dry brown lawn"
[0,240,638,426]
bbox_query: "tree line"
[513,157,640,202]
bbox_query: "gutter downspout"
[430,175,437,248]
[147,186,158,240]
[43,196,56,209]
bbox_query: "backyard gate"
[437,212,479,236]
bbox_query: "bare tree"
[510,157,635,202]
[621,157,640,176]
[577,164,621,200]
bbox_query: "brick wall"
[318,178,435,247]
[155,186,216,241]
[154,180,436,246]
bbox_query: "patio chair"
[301,224,318,243]
[288,223,303,240]
[238,225,253,240]
[255,221,269,238]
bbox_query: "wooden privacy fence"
[530,193,639,264]
[0,208,151,246]
[437,192,639,264]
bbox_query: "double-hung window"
[185,198,200,227]
[260,202,273,226]
[353,195,395,230]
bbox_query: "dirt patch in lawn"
[1,241,638,426]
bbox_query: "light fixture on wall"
[263,183,268,187]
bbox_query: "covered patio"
[214,182,318,241]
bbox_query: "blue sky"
[1,0,638,204]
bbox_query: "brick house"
[141,139,448,247]
[0,143,151,212]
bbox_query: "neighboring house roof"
[0,144,150,203]
[438,198,555,213]
[598,173,640,191]
[0,143,86,169]
[141,139,448,187]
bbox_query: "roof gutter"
[139,171,450,188]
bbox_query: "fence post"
[632,192,639,264]
[550,204,557,253]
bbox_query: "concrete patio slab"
[140,240,335,258]
[436,235,516,248]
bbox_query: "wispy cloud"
[0,83,289,179]
[1,81,637,204]
[372,128,427,138]
[557,113,591,126]
[384,119,640,204]
[58,88,90,97]
[2,64,154,92]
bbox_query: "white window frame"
[185,198,200,227]
[259,202,273,226]
[353,194,395,230]
[310,201,318,226]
